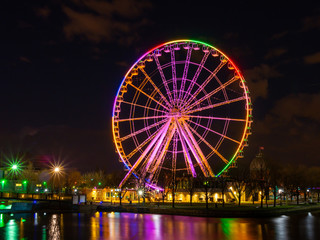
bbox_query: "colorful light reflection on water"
[0,212,319,239]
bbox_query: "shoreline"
[96,203,320,218]
[2,199,320,218]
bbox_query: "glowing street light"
[49,161,65,195]
[12,164,18,170]
[6,160,23,179]
[49,162,64,177]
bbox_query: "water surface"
[0,211,319,239]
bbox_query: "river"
[0,211,319,239]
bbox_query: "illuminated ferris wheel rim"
[113,39,246,109]
[112,39,252,189]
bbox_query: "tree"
[186,175,196,206]
[247,178,259,205]
[309,167,320,203]
[230,166,248,206]
[158,173,172,204]
[199,176,214,210]
[268,161,283,207]
[216,175,229,207]
[21,161,39,194]
[249,147,270,208]
[65,170,81,194]
[170,173,177,208]
[282,164,304,205]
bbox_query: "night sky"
[1,1,320,172]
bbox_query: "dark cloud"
[35,6,51,18]
[269,31,289,40]
[304,52,320,64]
[115,61,129,67]
[301,15,320,31]
[0,125,121,172]
[62,0,152,44]
[19,56,31,63]
[253,93,320,165]
[244,64,281,101]
[264,48,287,59]
[20,127,39,138]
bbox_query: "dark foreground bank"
[97,203,320,218]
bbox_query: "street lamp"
[279,189,283,205]
[9,162,22,176]
[138,189,144,204]
[49,162,65,197]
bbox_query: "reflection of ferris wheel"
[112,40,252,189]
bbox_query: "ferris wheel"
[112,40,252,189]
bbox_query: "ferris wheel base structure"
[112,40,253,190]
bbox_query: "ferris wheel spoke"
[186,114,247,122]
[187,119,240,144]
[128,82,170,110]
[126,124,166,160]
[139,68,172,108]
[154,55,174,104]
[171,49,178,103]
[148,124,176,182]
[176,121,197,177]
[119,120,171,188]
[182,61,226,109]
[186,95,247,115]
[114,115,167,123]
[172,131,178,174]
[121,100,167,115]
[181,52,210,103]
[183,76,239,112]
[186,121,229,164]
[178,47,192,104]
[142,122,172,177]
[181,120,215,177]
[119,119,167,142]
[176,119,213,177]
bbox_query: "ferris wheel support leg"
[143,122,171,177]
[119,121,171,188]
[148,125,176,183]
[182,120,215,177]
[176,122,197,177]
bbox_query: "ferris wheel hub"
[167,107,184,119]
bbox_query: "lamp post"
[1,180,5,198]
[8,161,23,198]
[279,189,283,206]
[138,189,143,204]
[50,163,64,200]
